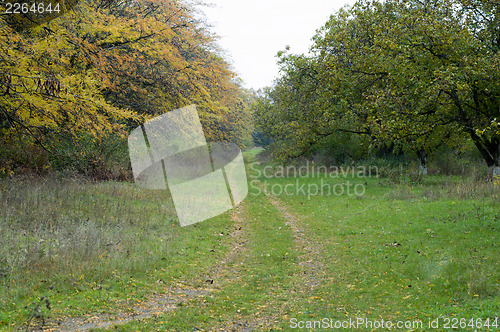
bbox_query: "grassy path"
[115,188,330,331]
[45,204,249,331]
[3,152,498,331]
[47,179,331,331]
[265,192,327,291]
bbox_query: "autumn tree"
[0,0,252,177]
[65,0,252,145]
[0,11,140,176]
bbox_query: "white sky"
[202,0,357,90]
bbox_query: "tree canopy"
[254,0,499,178]
[0,0,253,178]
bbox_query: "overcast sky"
[202,0,358,91]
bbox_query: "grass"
[0,149,499,330]
[0,178,236,330]
[270,175,499,321]
[124,193,304,330]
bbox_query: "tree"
[310,0,470,170]
[1,0,252,176]
[0,13,140,175]
[366,0,500,179]
[255,0,500,179]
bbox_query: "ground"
[0,149,499,331]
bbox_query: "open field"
[0,149,499,331]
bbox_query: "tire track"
[266,194,327,291]
[209,191,329,332]
[42,192,328,332]
[202,203,249,289]
[40,205,249,332]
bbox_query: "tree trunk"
[417,149,428,175]
[470,134,500,181]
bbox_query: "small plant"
[22,296,51,331]
[473,203,485,223]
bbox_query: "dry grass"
[0,178,178,325]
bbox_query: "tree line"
[253,0,499,180]
[0,0,253,179]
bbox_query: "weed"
[22,296,51,331]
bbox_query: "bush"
[1,130,133,181]
[428,143,484,176]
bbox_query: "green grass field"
[0,149,499,331]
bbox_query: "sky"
[201,0,358,91]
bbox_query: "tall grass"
[0,178,178,323]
